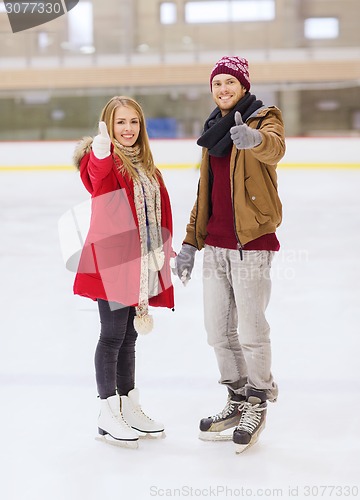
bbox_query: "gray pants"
[203,245,278,402]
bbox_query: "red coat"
[73,146,174,310]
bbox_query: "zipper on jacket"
[237,243,243,261]
[231,149,244,261]
[193,176,201,250]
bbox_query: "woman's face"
[113,105,140,147]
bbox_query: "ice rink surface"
[1,165,359,500]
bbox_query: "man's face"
[211,74,247,116]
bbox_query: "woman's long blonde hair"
[99,96,156,180]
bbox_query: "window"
[67,1,94,51]
[316,100,339,111]
[304,18,339,40]
[160,2,177,24]
[185,0,275,24]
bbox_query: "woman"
[73,96,174,448]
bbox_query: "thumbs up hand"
[234,111,244,126]
[230,111,262,150]
[92,121,111,159]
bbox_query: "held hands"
[230,111,262,150]
[172,244,197,286]
[92,121,111,159]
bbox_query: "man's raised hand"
[230,111,262,150]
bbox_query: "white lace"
[115,412,133,429]
[211,397,242,422]
[134,405,154,422]
[236,402,265,433]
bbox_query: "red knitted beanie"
[210,56,251,91]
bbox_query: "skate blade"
[135,429,166,439]
[199,429,234,442]
[234,436,259,454]
[234,423,265,453]
[95,434,139,449]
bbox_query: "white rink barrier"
[0,137,359,170]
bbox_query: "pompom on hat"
[210,56,251,92]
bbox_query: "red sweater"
[204,153,280,251]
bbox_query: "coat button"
[252,196,256,200]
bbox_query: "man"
[174,56,285,453]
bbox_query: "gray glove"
[230,111,262,150]
[173,244,197,286]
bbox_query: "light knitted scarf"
[114,141,164,334]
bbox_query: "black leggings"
[95,299,138,399]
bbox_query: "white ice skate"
[120,388,165,438]
[96,394,139,449]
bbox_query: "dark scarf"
[197,92,264,157]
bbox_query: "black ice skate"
[199,392,245,441]
[233,390,267,453]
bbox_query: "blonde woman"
[73,96,174,448]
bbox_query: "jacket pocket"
[245,177,270,221]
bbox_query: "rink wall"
[0,137,359,170]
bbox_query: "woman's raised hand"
[92,121,111,159]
